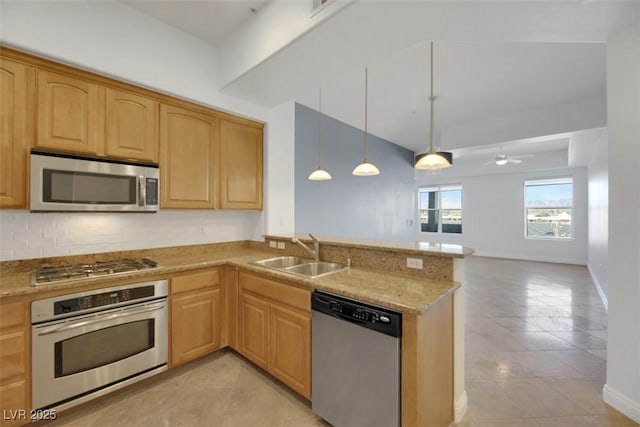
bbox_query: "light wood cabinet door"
[219,120,263,210]
[105,89,158,162]
[0,58,31,209]
[269,303,311,399]
[0,297,29,427]
[160,104,219,209]
[238,292,269,370]
[171,288,222,366]
[36,70,102,154]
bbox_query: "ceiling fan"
[485,153,535,166]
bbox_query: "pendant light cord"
[364,68,369,160]
[429,41,436,154]
[318,88,323,168]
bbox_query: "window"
[418,185,462,234]
[525,178,573,239]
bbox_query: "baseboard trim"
[587,264,608,311]
[454,390,468,422]
[472,251,587,266]
[603,384,640,423]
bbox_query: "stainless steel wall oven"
[31,280,168,411]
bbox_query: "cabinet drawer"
[239,272,309,312]
[171,269,220,294]
[0,301,24,333]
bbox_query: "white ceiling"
[120,0,269,46]
[119,0,626,166]
[305,41,605,154]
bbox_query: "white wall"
[263,100,296,235]
[415,168,588,265]
[586,131,609,304]
[0,1,272,261]
[604,11,640,423]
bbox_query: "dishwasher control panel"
[312,290,402,337]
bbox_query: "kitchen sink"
[285,262,347,277]
[253,256,312,269]
[252,256,348,279]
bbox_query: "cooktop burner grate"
[33,258,159,285]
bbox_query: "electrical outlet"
[269,240,277,248]
[277,241,286,250]
[406,258,423,269]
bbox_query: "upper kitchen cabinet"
[219,119,263,210]
[36,70,102,155]
[159,104,219,209]
[105,89,158,162]
[0,58,32,209]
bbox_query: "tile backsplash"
[0,210,263,261]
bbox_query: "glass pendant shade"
[415,152,453,170]
[308,168,332,180]
[495,159,509,166]
[352,160,380,176]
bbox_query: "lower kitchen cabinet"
[269,303,310,398]
[170,268,223,367]
[238,292,269,370]
[238,271,311,399]
[0,296,29,427]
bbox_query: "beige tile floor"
[454,256,637,427]
[44,256,638,427]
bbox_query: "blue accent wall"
[294,103,416,241]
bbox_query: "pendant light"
[415,41,453,171]
[353,68,380,176]
[308,88,332,181]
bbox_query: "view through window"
[418,185,462,233]
[525,178,573,239]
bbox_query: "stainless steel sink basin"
[252,256,348,278]
[284,262,348,278]
[253,256,312,269]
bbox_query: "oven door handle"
[36,302,166,336]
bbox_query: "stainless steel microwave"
[30,150,159,212]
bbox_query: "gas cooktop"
[32,258,160,286]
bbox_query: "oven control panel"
[31,280,169,324]
[54,286,155,315]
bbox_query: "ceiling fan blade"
[512,154,535,159]
[484,160,496,165]
[507,158,523,164]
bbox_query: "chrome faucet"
[291,234,320,261]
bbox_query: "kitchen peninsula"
[0,236,472,427]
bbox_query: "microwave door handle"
[138,176,146,207]
[36,302,166,336]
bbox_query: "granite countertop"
[264,233,474,258]
[0,247,460,315]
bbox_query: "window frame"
[524,177,574,241]
[418,184,463,235]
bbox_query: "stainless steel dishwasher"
[311,290,402,427]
